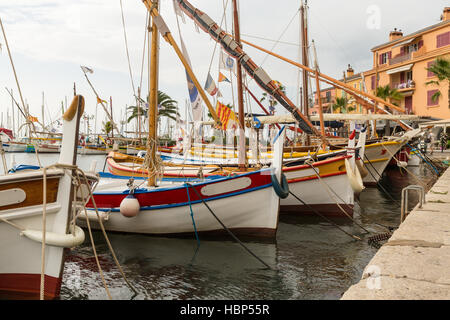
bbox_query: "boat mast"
[232,0,247,170]
[148,0,160,186]
[300,1,310,145]
[311,40,326,149]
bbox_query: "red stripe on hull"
[0,273,62,300]
[88,171,272,209]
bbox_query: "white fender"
[120,194,141,218]
[345,158,365,193]
[355,159,369,178]
[21,225,85,248]
[397,161,408,168]
[77,210,110,222]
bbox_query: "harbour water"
[0,153,438,300]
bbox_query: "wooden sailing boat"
[0,95,98,299]
[98,0,365,217]
[80,0,287,237]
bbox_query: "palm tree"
[332,97,354,113]
[375,85,402,104]
[260,82,286,114]
[375,85,402,135]
[426,57,450,107]
[127,90,179,123]
[102,121,112,137]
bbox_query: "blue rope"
[184,183,200,247]
[406,143,440,175]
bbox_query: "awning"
[392,37,417,48]
[386,63,413,75]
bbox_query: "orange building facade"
[310,7,450,119]
[363,8,450,117]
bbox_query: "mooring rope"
[185,183,272,270]
[288,191,361,241]
[304,159,371,234]
[184,183,201,247]
[76,168,139,297]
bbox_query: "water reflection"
[0,153,438,299]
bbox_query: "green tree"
[260,83,286,110]
[102,121,112,136]
[332,97,354,113]
[375,85,402,135]
[426,57,450,107]
[375,84,402,104]
[127,90,179,123]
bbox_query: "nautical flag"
[216,101,238,130]
[204,73,218,96]
[219,51,235,72]
[172,0,186,23]
[81,66,93,74]
[96,97,107,105]
[27,115,38,122]
[218,72,230,83]
[180,38,203,122]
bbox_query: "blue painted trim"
[97,171,212,182]
[96,183,273,212]
[93,168,272,195]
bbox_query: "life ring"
[271,171,289,199]
[345,158,365,193]
[105,138,112,145]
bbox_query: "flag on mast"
[180,38,203,122]
[218,72,230,83]
[172,0,186,23]
[80,66,93,74]
[204,73,218,96]
[219,51,235,72]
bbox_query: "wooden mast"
[232,0,247,170]
[311,40,326,150]
[148,0,159,186]
[300,1,310,145]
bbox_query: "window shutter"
[400,72,405,83]
[418,40,424,49]
[427,61,435,77]
[388,51,392,60]
[400,46,405,54]
[427,90,439,106]
[371,76,375,90]
[437,31,450,48]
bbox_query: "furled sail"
[175,0,317,134]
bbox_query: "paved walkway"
[341,167,450,300]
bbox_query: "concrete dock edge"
[341,167,450,300]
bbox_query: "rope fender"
[271,171,289,199]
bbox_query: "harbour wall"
[341,167,450,299]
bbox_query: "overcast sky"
[0,0,448,134]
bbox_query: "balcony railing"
[391,80,415,90]
[389,52,411,65]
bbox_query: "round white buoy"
[119,194,140,218]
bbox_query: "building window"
[371,75,376,90]
[326,90,331,103]
[379,51,391,65]
[437,31,450,48]
[427,90,439,106]
[427,61,435,77]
